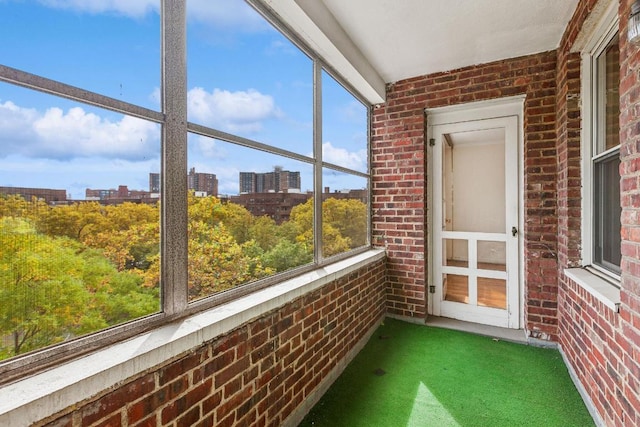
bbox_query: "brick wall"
[556,0,640,425]
[371,52,559,337]
[616,0,640,424]
[36,259,386,427]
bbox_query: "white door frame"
[425,96,525,329]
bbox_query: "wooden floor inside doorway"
[444,260,507,309]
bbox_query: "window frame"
[580,1,621,282]
[0,0,371,384]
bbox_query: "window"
[0,0,370,379]
[582,4,621,279]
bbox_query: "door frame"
[425,96,525,329]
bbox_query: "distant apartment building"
[86,185,156,204]
[149,168,218,197]
[322,187,368,204]
[0,186,68,204]
[227,187,368,224]
[228,192,311,224]
[188,167,218,196]
[239,167,301,194]
[149,173,160,194]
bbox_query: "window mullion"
[313,60,323,264]
[161,0,188,315]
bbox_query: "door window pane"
[442,129,505,233]
[444,274,468,304]
[443,239,468,268]
[477,241,506,271]
[477,278,507,309]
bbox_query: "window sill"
[564,268,620,312]
[0,248,386,426]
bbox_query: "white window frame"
[580,1,621,283]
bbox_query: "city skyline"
[0,0,368,200]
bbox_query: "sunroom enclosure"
[2,0,640,426]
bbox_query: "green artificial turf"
[300,319,594,427]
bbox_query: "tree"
[322,198,368,248]
[0,218,97,356]
[188,221,256,299]
[261,240,313,272]
[0,217,159,359]
[35,201,106,240]
[214,200,254,244]
[0,194,48,221]
[249,215,279,251]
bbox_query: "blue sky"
[0,0,367,199]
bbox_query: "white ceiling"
[264,0,579,104]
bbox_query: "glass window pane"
[597,34,620,153]
[0,84,161,361]
[186,0,313,154]
[477,241,506,271]
[322,70,368,173]
[187,134,314,302]
[321,170,368,258]
[0,1,161,110]
[594,151,621,273]
[442,130,505,233]
[477,278,506,309]
[444,274,468,304]
[443,239,468,268]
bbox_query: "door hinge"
[429,285,436,294]
[429,138,435,146]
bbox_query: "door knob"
[512,226,518,237]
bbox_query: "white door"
[431,115,520,328]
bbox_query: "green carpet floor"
[300,319,594,427]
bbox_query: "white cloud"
[38,0,157,18]
[0,101,39,149]
[212,165,240,195]
[187,0,267,31]
[322,141,367,172]
[190,134,227,160]
[0,101,160,161]
[340,100,367,124]
[35,0,268,31]
[265,39,297,56]
[187,87,282,134]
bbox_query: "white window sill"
[564,268,620,312]
[0,248,386,426]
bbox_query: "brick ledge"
[564,268,620,312]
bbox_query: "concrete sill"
[0,248,386,426]
[564,268,620,312]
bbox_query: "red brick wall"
[556,0,640,425]
[37,259,386,427]
[617,0,640,424]
[372,52,559,337]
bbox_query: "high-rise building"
[239,172,256,194]
[149,173,160,194]
[238,167,301,194]
[188,168,218,196]
[149,169,218,197]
